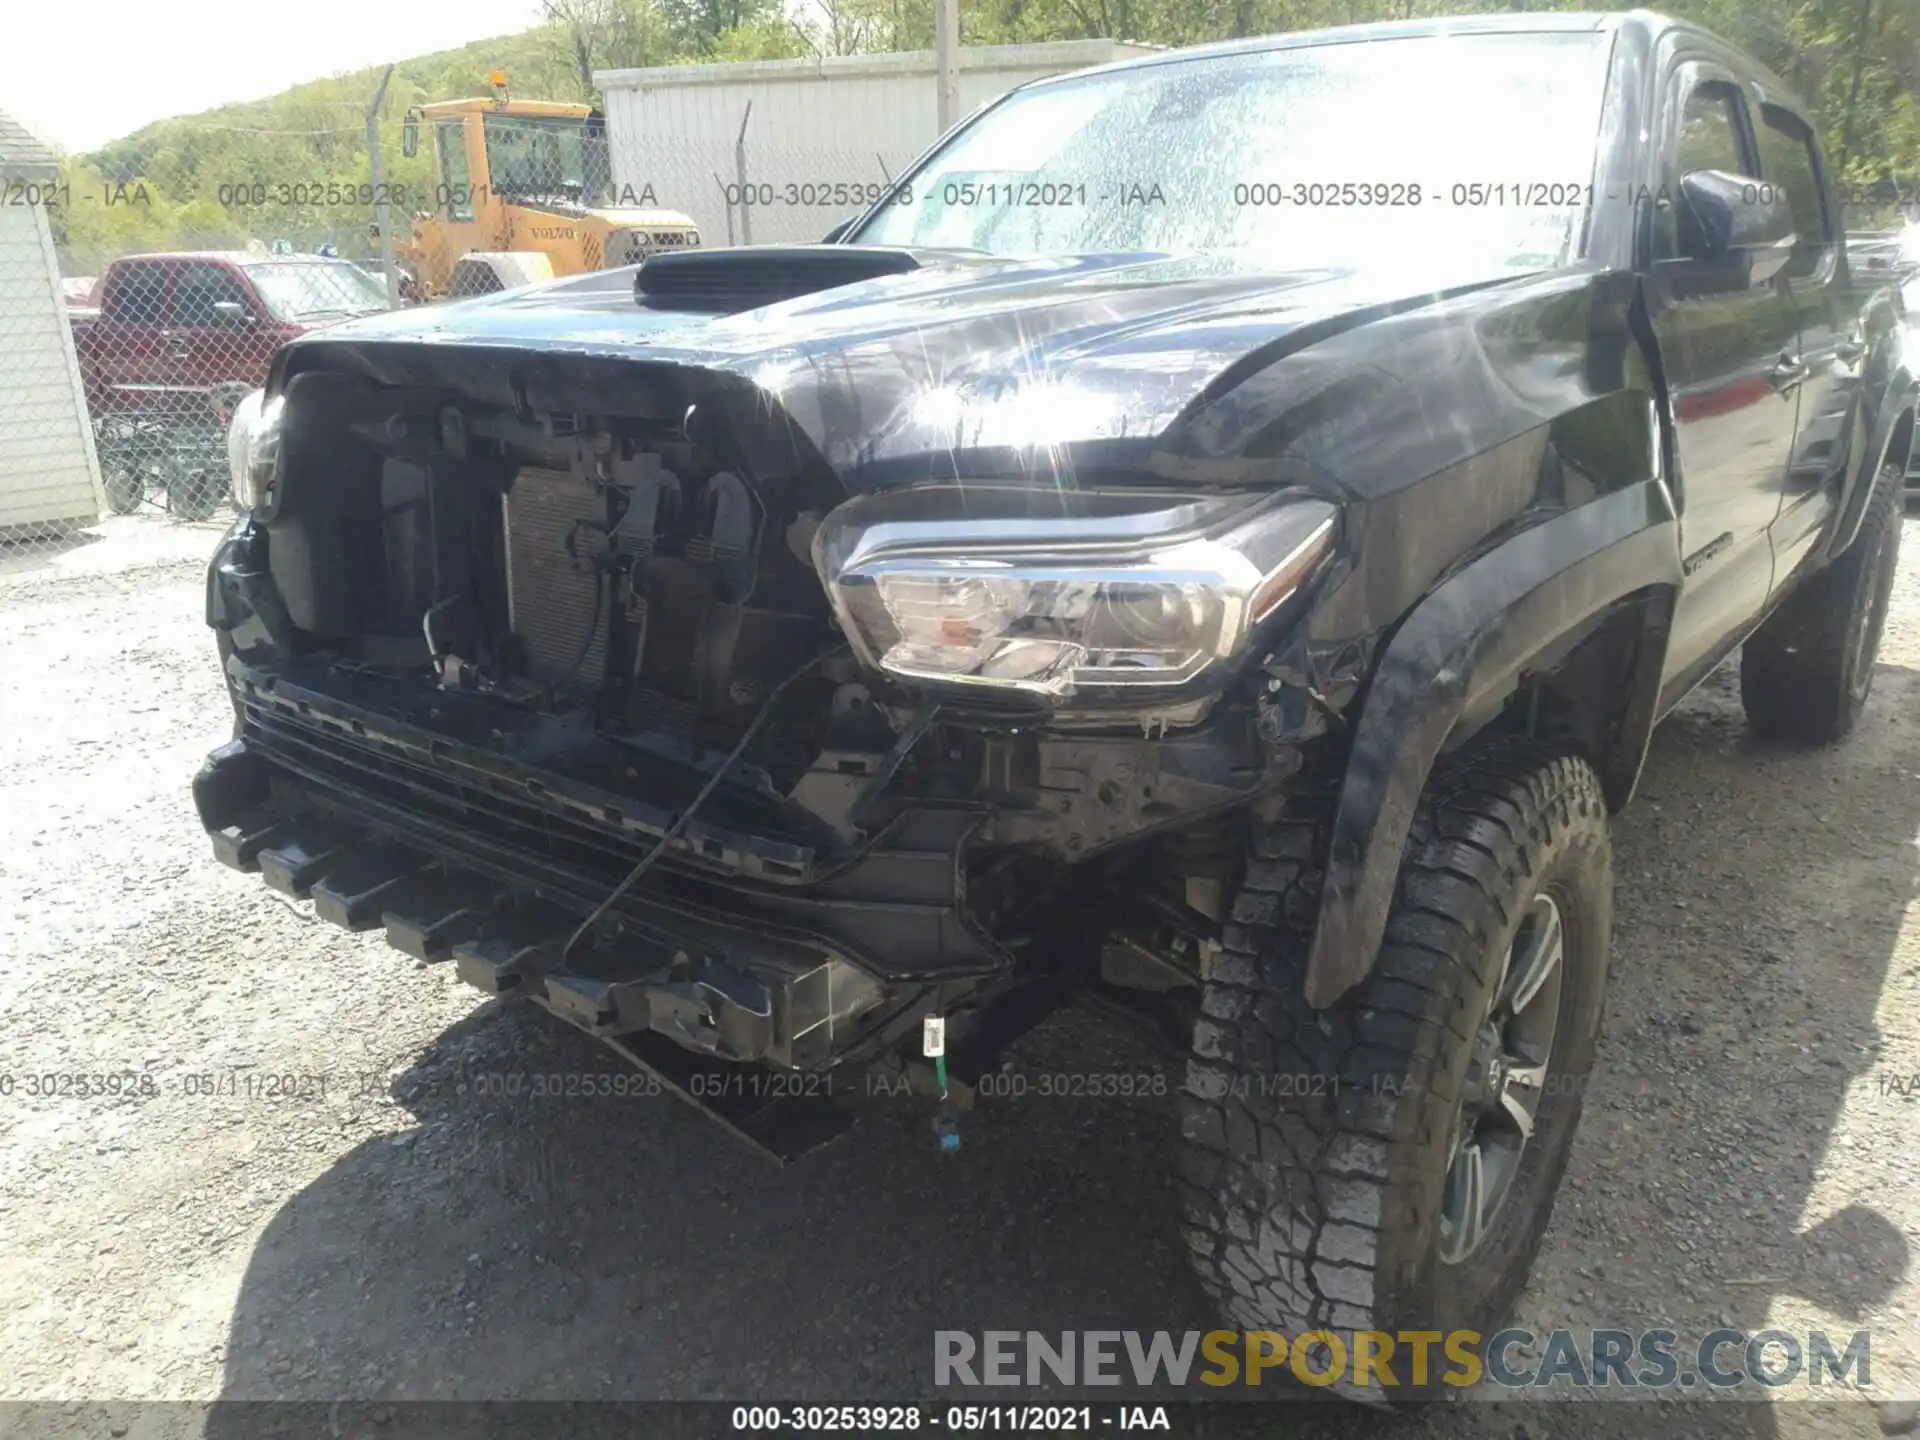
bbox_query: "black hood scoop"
[634,244,950,315]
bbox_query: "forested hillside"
[50,0,829,270]
[50,0,1920,274]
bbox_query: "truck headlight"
[226,389,283,511]
[812,485,1337,699]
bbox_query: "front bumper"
[193,721,945,1046]
[194,731,939,1158]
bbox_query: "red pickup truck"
[71,251,389,415]
[71,252,389,518]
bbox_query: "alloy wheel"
[1437,892,1564,1265]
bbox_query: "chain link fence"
[7,81,1920,566]
[604,98,906,249]
[0,98,725,563]
[2,111,419,561]
[0,179,108,562]
[73,254,391,529]
[0,72,956,570]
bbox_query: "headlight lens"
[814,485,1337,699]
[226,389,283,511]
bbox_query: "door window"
[1663,81,1757,263]
[102,262,169,323]
[1755,104,1832,280]
[438,121,475,220]
[1676,85,1750,176]
[170,264,252,326]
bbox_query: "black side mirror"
[1674,168,1796,287]
[211,300,253,326]
[821,216,857,245]
[401,112,420,159]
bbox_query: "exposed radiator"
[503,467,607,687]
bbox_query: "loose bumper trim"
[194,737,917,1158]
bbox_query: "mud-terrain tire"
[1741,458,1903,745]
[1178,744,1612,1397]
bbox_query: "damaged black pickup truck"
[197,11,1910,1372]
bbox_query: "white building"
[0,108,103,538]
[595,40,1158,247]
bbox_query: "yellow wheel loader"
[398,72,700,299]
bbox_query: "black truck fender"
[1820,355,1916,567]
[1301,477,1682,1009]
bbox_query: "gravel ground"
[0,512,1916,1440]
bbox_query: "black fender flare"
[1302,478,1682,1009]
[1821,361,1916,566]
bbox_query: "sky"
[3,0,550,153]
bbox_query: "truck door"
[167,261,277,395]
[1644,63,1801,698]
[90,259,174,409]
[1753,97,1858,581]
[422,118,481,291]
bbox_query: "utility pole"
[935,0,960,133]
[366,65,399,309]
[735,102,754,246]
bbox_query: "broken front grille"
[234,679,827,887]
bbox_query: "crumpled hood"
[288,250,1505,485]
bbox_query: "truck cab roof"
[103,251,365,270]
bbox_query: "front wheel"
[1178,743,1612,1398]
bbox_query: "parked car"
[72,252,387,518]
[198,10,1911,1383]
[1847,228,1908,282]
